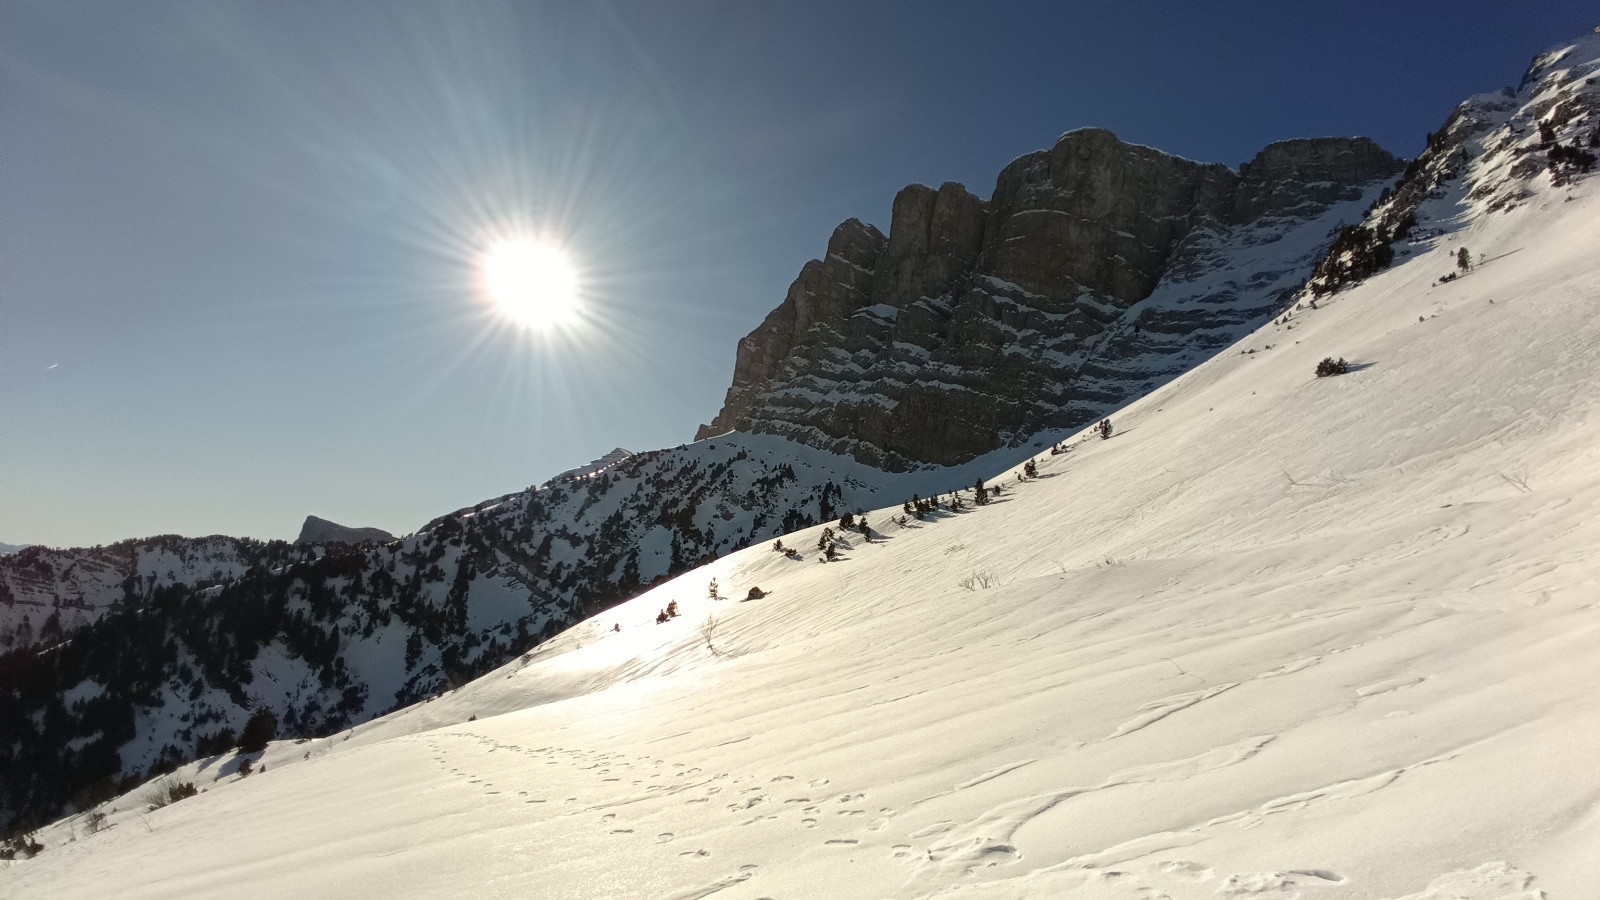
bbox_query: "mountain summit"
[698,131,1402,468]
[294,516,396,546]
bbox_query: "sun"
[481,238,581,329]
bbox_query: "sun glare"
[482,239,581,329]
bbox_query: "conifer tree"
[237,707,277,755]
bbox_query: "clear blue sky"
[3,1,1595,548]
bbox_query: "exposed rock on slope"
[1309,37,1600,297]
[699,130,1403,468]
[295,516,396,546]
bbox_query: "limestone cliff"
[699,129,1403,468]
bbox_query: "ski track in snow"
[1104,682,1241,739]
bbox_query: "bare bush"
[700,614,722,656]
[83,810,108,835]
[957,569,1001,591]
[1501,471,1532,493]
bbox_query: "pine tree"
[237,707,277,755]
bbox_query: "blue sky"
[4,1,1596,547]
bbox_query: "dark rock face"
[985,128,1237,303]
[295,515,396,545]
[1233,137,1402,221]
[699,129,1403,467]
[873,182,987,307]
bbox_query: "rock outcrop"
[699,129,1404,467]
[295,516,395,546]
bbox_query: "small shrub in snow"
[957,570,1001,591]
[700,614,722,656]
[1315,357,1349,378]
[83,810,108,835]
[1549,143,1596,185]
[146,777,199,810]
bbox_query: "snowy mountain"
[0,535,308,651]
[0,544,28,556]
[5,29,1600,896]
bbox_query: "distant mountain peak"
[549,448,635,484]
[294,516,396,546]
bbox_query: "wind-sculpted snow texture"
[698,130,1403,470]
[9,31,1600,898]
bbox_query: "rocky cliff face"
[699,129,1404,468]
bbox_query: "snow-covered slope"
[0,426,1058,831]
[10,63,1600,895]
